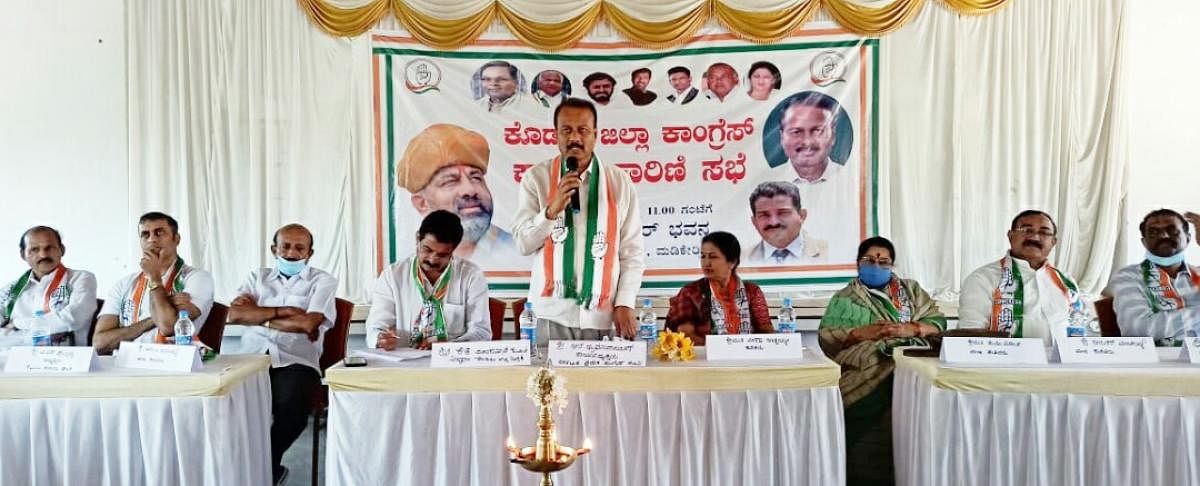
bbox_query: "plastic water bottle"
[519,302,537,355]
[638,298,658,346]
[777,297,796,334]
[30,310,52,346]
[174,310,195,346]
[1065,312,1087,338]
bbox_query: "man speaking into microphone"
[513,97,646,340]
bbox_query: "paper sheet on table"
[350,348,431,363]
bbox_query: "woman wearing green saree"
[819,236,946,485]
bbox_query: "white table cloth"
[893,348,1200,486]
[325,337,845,486]
[0,354,272,486]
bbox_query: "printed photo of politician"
[530,70,572,108]
[471,60,537,114]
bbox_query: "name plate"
[939,337,1047,365]
[706,334,803,361]
[431,340,531,368]
[4,346,98,373]
[1056,337,1159,364]
[1181,337,1200,364]
[547,340,646,368]
[114,342,202,372]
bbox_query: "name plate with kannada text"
[114,341,202,372]
[1056,336,1159,364]
[547,340,646,367]
[706,334,803,361]
[939,337,1047,365]
[1181,337,1200,364]
[431,340,531,368]
[3,346,98,373]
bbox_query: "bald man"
[228,224,338,484]
[398,123,524,267]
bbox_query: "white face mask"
[1145,250,1186,268]
[276,255,307,277]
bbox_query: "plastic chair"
[1095,296,1120,337]
[310,298,354,484]
[197,303,229,353]
[488,298,507,340]
[88,298,104,346]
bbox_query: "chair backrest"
[320,298,354,371]
[488,298,506,340]
[88,298,104,346]
[1095,296,1120,337]
[198,303,229,353]
[509,298,528,339]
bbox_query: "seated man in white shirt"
[958,210,1086,343]
[93,212,214,354]
[0,226,97,347]
[745,181,828,266]
[227,223,337,485]
[1109,209,1200,345]
[366,210,491,350]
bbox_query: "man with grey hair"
[746,181,828,266]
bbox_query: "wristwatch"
[147,280,162,291]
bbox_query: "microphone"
[565,156,580,212]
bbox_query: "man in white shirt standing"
[93,212,214,354]
[958,210,1086,343]
[1109,209,1200,345]
[228,224,337,485]
[512,97,646,340]
[367,210,491,349]
[0,226,97,346]
[745,181,828,266]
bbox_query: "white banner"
[372,27,879,295]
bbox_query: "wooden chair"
[1095,296,1120,337]
[197,303,229,353]
[87,298,104,346]
[310,298,354,484]
[488,298,507,340]
[509,298,528,338]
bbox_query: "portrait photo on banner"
[372,28,879,293]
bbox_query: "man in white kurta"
[0,226,97,346]
[512,97,646,340]
[366,210,491,349]
[227,224,337,484]
[93,212,214,354]
[1110,209,1200,345]
[959,210,1085,343]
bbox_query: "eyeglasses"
[1011,227,1056,239]
[858,257,893,268]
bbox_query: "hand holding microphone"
[545,156,583,220]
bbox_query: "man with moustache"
[1109,209,1200,345]
[398,123,521,267]
[512,97,646,341]
[621,68,657,106]
[663,66,699,105]
[366,210,491,350]
[745,181,828,265]
[476,60,533,114]
[775,91,858,261]
[702,63,742,103]
[0,226,97,346]
[582,72,618,107]
[958,210,1087,344]
[227,224,337,485]
[532,70,568,108]
[93,212,214,354]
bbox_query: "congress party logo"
[809,51,846,87]
[405,58,442,94]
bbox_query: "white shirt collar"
[791,159,839,185]
[764,233,806,258]
[267,264,313,282]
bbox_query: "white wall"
[0,0,129,293]
[1125,0,1200,265]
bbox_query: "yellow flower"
[650,330,695,362]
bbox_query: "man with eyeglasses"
[958,210,1087,343]
[1108,209,1200,345]
[512,97,646,341]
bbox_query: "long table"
[0,354,272,486]
[325,338,846,486]
[893,348,1200,486]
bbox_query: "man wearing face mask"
[1109,209,1200,345]
[366,210,491,350]
[958,210,1087,343]
[0,226,97,347]
[228,223,337,485]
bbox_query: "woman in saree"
[819,236,946,485]
[665,231,773,345]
